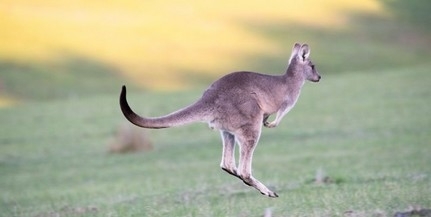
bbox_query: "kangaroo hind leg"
[236,127,278,198]
[220,131,239,178]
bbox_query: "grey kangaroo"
[119,43,321,197]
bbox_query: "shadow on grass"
[226,1,430,79]
[380,0,431,30]
[0,53,139,101]
[238,15,430,77]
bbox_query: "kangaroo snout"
[312,74,321,82]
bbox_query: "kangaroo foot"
[221,167,240,179]
[241,176,279,198]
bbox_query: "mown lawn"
[1,64,430,216]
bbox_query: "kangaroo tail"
[119,85,207,129]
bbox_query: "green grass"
[1,1,431,216]
[1,65,430,216]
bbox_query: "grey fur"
[120,43,321,197]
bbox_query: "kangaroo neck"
[283,69,305,97]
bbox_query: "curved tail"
[119,85,207,129]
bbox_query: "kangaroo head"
[288,43,321,82]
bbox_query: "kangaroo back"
[119,86,208,129]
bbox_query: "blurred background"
[1,1,431,216]
[1,0,430,105]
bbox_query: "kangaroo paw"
[264,121,277,128]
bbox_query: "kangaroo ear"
[289,43,301,64]
[299,44,310,60]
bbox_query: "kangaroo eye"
[311,64,315,69]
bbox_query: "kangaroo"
[119,43,321,197]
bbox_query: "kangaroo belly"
[206,98,263,132]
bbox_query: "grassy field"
[1,0,431,216]
[1,65,430,216]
